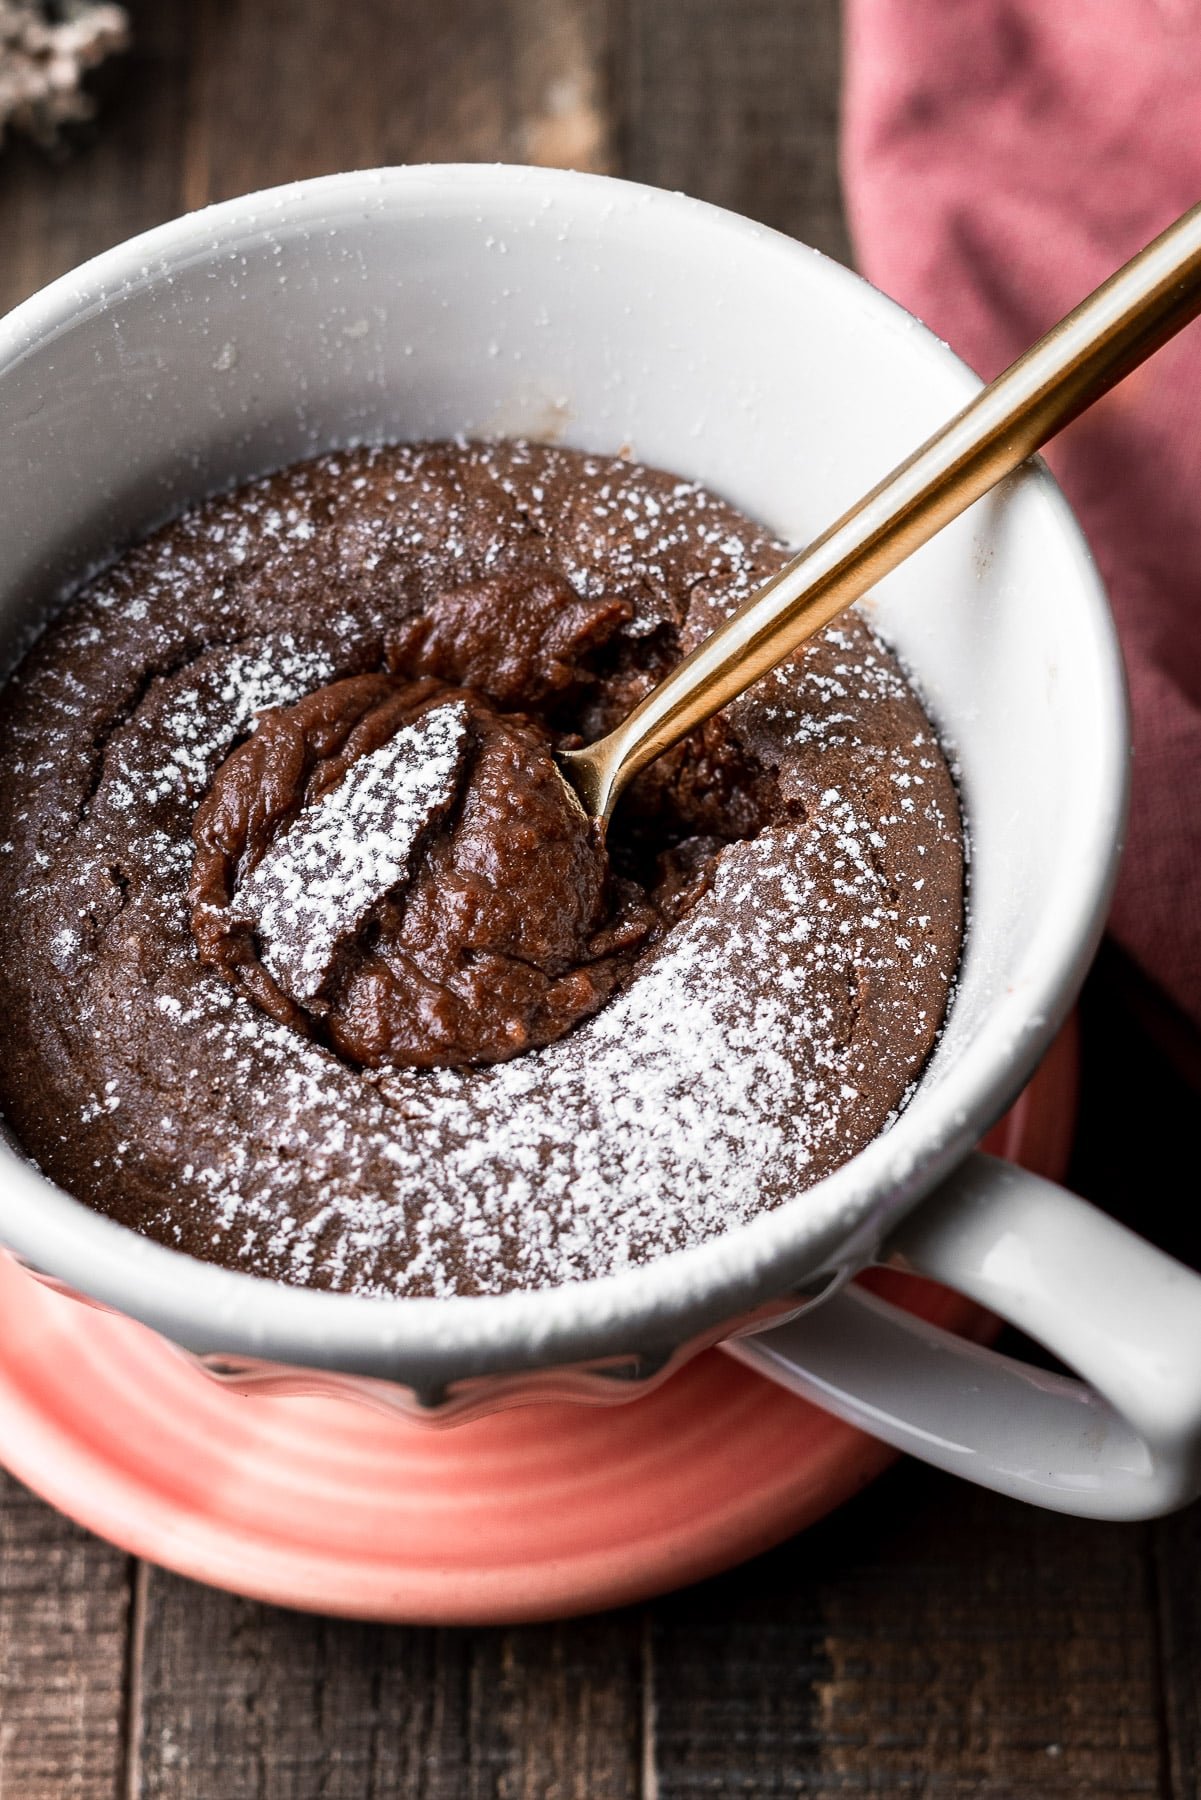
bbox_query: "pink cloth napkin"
[843,0,1201,1058]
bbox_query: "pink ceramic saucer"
[0,1025,1076,1624]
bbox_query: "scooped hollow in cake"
[0,440,964,1297]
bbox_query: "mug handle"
[723,1152,1201,1519]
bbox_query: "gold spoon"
[557,201,1201,826]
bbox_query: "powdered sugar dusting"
[0,440,965,1299]
[241,703,471,1003]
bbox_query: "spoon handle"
[564,200,1201,823]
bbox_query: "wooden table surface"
[1,3,1199,1794]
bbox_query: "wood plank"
[180,0,615,214]
[1155,1504,1201,1800]
[1072,949,1201,1800]
[812,1477,1164,1797]
[645,1540,829,1794]
[0,0,194,313]
[622,0,852,263]
[133,1572,642,1799]
[648,1464,1166,1797]
[0,1469,132,1800]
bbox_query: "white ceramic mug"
[1,166,1198,1520]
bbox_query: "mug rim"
[0,164,1129,1383]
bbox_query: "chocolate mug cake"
[0,439,963,1298]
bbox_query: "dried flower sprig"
[0,0,129,149]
